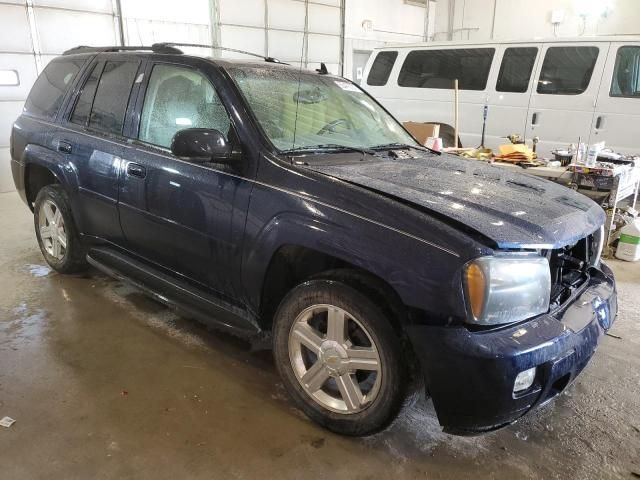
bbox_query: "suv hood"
[303,153,604,249]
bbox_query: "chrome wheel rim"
[288,304,382,414]
[38,199,67,261]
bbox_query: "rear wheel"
[273,279,406,436]
[34,185,88,274]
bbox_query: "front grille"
[545,228,602,310]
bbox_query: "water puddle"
[25,264,52,278]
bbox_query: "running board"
[86,246,262,340]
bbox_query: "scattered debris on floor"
[0,416,16,428]
[606,332,623,339]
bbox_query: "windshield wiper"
[282,144,375,155]
[371,142,429,151]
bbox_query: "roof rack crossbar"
[63,44,183,55]
[151,42,285,64]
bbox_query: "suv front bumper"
[407,262,617,434]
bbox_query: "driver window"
[139,64,231,148]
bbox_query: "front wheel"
[273,279,406,436]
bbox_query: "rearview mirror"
[171,128,232,162]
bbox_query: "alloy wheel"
[38,199,67,260]
[288,304,382,414]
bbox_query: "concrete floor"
[0,190,638,480]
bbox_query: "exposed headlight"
[463,255,551,325]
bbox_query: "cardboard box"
[403,122,440,146]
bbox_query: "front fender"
[241,183,470,321]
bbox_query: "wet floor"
[0,191,638,480]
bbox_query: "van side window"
[367,51,398,86]
[138,64,231,149]
[610,46,640,98]
[496,47,538,93]
[537,46,598,95]
[24,58,84,119]
[88,61,139,136]
[70,63,102,126]
[398,48,495,90]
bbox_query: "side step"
[86,246,263,340]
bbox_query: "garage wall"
[433,0,640,41]
[343,0,434,82]
[216,0,343,74]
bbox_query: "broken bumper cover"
[408,262,617,434]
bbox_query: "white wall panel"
[220,25,265,58]
[120,0,209,25]
[0,102,23,147]
[35,8,117,54]
[0,148,14,193]
[0,54,38,101]
[308,3,340,35]
[124,19,209,45]
[307,34,339,63]
[268,30,304,61]
[33,0,113,14]
[0,5,33,53]
[267,0,305,31]
[220,0,264,28]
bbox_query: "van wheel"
[273,279,406,436]
[33,185,88,274]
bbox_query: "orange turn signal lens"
[466,262,486,321]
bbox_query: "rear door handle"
[126,162,146,178]
[531,112,539,126]
[57,141,72,154]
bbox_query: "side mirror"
[171,128,232,162]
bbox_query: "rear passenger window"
[70,63,101,126]
[398,48,495,90]
[537,46,599,95]
[24,58,83,119]
[138,64,231,149]
[88,61,139,135]
[496,47,538,93]
[367,51,398,86]
[610,46,640,98]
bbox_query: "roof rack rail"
[62,44,183,55]
[151,42,285,64]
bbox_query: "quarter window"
[496,47,538,93]
[88,61,139,135]
[24,58,83,119]
[139,64,231,149]
[398,48,495,90]
[610,46,640,98]
[537,46,599,95]
[366,51,398,86]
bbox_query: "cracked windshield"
[228,66,417,152]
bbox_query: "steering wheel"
[317,118,352,136]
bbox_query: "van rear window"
[537,46,598,95]
[398,48,495,91]
[610,46,640,98]
[367,51,398,86]
[496,47,538,93]
[24,58,84,119]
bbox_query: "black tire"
[273,278,407,436]
[33,184,88,274]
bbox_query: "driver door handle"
[126,162,146,178]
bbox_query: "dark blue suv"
[10,43,617,436]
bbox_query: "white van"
[362,37,640,158]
